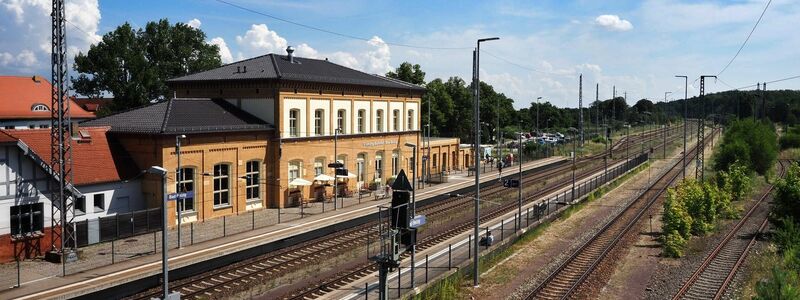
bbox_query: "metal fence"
[75,208,162,247]
[361,153,650,299]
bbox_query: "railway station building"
[83,47,467,226]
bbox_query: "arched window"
[375,151,384,181]
[288,160,303,187]
[314,157,326,176]
[407,109,415,130]
[392,150,400,175]
[176,167,195,212]
[245,161,261,202]
[289,109,300,137]
[357,109,366,133]
[356,153,367,182]
[31,103,49,112]
[314,109,324,136]
[392,109,400,131]
[213,163,231,207]
[337,109,346,133]
[376,109,384,132]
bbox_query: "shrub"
[718,162,752,202]
[663,230,687,258]
[662,186,693,239]
[772,163,800,224]
[754,266,800,300]
[713,119,778,176]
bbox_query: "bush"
[713,119,778,176]
[754,266,800,300]
[718,162,752,202]
[663,186,693,239]
[772,163,800,224]
[663,230,687,258]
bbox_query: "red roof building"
[0,76,95,130]
[3,127,139,185]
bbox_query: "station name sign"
[363,140,398,147]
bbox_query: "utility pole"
[579,74,584,147]
[664,92,671,159]
[611,85,616,159]
[517,125,522,230]
[697,75,717,181]
[762,82,767,120]
[47,0,77,272]
[596,83,600,138]
[624,91,628,158]
[675,75,688,179]
[175,135,186,249]
[473,37,498,288]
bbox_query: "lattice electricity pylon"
[695,75,716,181]
[49,0,76,258]
[578,74,584,146]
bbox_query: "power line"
[214,0,472,50]
[481,50,576,77]
[717,0,772,76]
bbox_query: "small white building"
[0,127,143,262]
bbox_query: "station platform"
[1,156,567,300]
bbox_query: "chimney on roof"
[31,76,42,83]
[286,46,295,63]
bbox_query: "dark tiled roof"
[82,98,274,134]
[168,54,425,92]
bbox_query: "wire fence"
[360,153,649,299]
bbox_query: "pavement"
[0,156,567,300]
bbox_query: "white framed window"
[407,109,415,130]
[31,104,49,112]
[376,109,384,132]
[375,152,383,181]
[288,160,303,186]
[93,194,105,212]
[337,109,346,133]
[245,161,260,202]
[289,109,300,137]
[392,150,399,175]
[213,164,231,207]
[357,153,367,182]
[314,109,324,136]
[176,167,195,212]
[393,109,400,131]
[357,109,366,133]
[314,157,325,175]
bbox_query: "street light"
[536,97,542,136]
[147,166,170,300]
[403,142,417,289]
[174,134,186,249]
[675,75,688,179]
[473,36,499,288]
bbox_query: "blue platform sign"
[168,191,194,201]
[409,215,426,228]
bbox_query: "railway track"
[126,126,681,300]
[672,159,790,300]
[282,128,683,299]
[525,127,714,300]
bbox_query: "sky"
[1,0,798,109]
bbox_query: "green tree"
[386,62,426,85]
[713,119,777,175]
[718,162,752,203]
[72,19,222,114]
[773,163,800,224]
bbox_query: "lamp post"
[147,166,169,299]
[675,75,688,179]
[334,128,339,209]
[664,92,671,159]
[473,36,499,287]
[404,142,417,289]
[517,127,523,230]
[174,135,186,249]
[536,97,542,136]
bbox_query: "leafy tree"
[72,19,222,114]
[663,186,693,239]
[718,162,752,203]
[386,62,426,85]
[713,119,777,175]
[773,163,800,224]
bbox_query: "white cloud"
[364,36,391,74]
[594,15,633,31]
[0,0,100,74]
[235,24,288,60]
[294,43,319,58]
[187,18,201,29]
[209,37,233,64]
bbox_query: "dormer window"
[31,104,49,112]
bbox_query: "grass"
[416,159,652,299]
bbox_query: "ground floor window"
[177,167,195,212]
[213,164,231,207]
[10,203,44,236]
[246,161,260,202]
